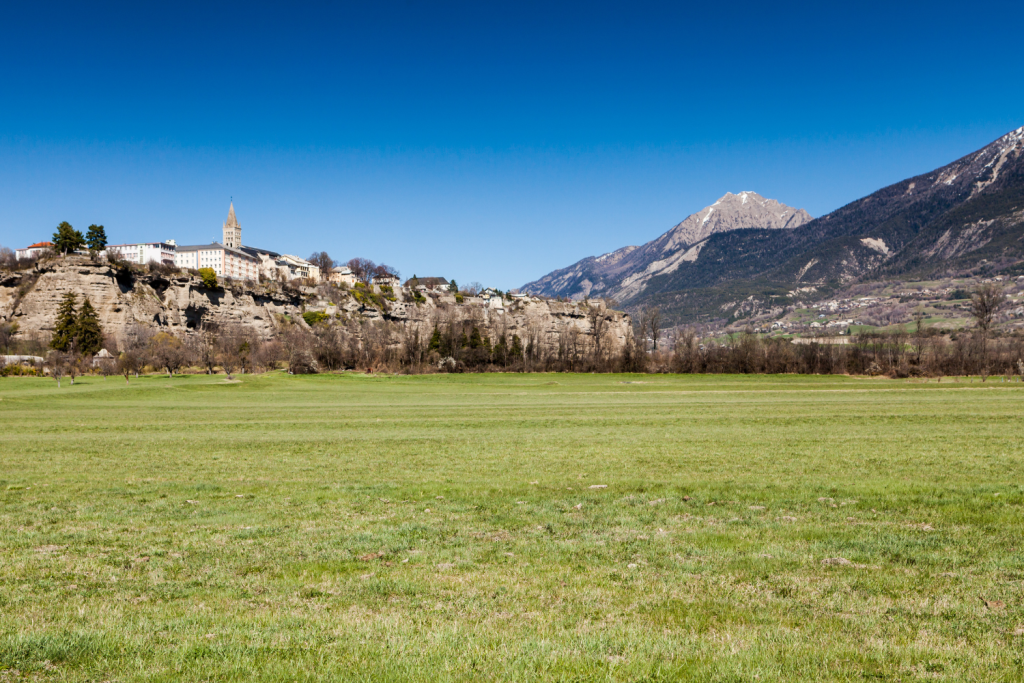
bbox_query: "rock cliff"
[1,257,631,356]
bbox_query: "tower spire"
[223,201,241,249]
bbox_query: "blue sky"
[1,1,1021,289]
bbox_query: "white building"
[212,202,321,283]
[278,254,321,282]
[372,273,399,287]
[329,266,356,286]
[15,242,53,260]
[175,243,260,280]
[105,241,176,265]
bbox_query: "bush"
[198,268,218,289]
[302,311,329,326]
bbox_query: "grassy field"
[2,372,1023,681]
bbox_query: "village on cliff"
[1,203,632,378]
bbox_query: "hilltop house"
[329,266,356,286]
[15,242,53,260]
[372,273,400,287]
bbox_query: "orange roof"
[26,242,53,249]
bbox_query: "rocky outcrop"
[0,257,302,341]
[1,257,632,356]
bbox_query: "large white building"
[105,241,176,265]
[175,243,260,280]
[218,203,322,283]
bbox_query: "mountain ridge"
[521,191,812,302]
[522,125,1024,326]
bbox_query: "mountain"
[521,191,812,303]
[523,125,1024,325]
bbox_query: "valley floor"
[1,372,1023,681]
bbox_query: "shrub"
[198,268,218,289]
[302,311,329,326]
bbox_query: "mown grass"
[1,372,1023,681]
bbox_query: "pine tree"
[52,222,86,255]
[51,292,78,351]
[76,298,103,355]
[510,334,523,359]
[449,279,458,292]
[428,326,442,352]
[85,224,107,253]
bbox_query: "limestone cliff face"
[0,257,300,341]
[1,257,631,355]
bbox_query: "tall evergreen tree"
[85,224,107,253]
[51,292,78,351]
[52,222,86,255]
[75,298,103,355]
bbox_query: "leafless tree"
[308,251,336,276]
[46,352,68,387]
[647,306,662,352]
[972,283,1006,378]
[121,323,153,378]
[150,332,186,377]
[0,321,17,354]
[0,246,16,270]
[971,284,1006,334]
[217,328,244,378]
[372,263,400,280]
[188,329,217,373]
[587,304,608,364]
[346,257,377,284]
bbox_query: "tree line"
[5,281,1024,384]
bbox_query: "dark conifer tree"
[85,224,108,253]
[75,297,103,355]
[51,292,78,351]
[52,222,86,255]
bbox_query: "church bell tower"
[223,202,241,249]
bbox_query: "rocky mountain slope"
[521,191,812,303]
[526,125,1024,326]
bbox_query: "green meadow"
[1,372,1023,681]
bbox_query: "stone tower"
[223,202,241,249]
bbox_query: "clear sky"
[1,1,1021,289]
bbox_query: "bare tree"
[0,246,16,270]
[371,263,400,280]
[308,251,336,275]
[587,304,608,365]
[117,349,141,385]
[0,321,17,354]
[346,258,377,284]
[121,323,153,378]
[150,332,186,377]
[190,329,218,374]
[46,352,68,387]
[971,284,1006,334]
[647,306,662,352]
[217,329,242,378]
[972,283,1006,378]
